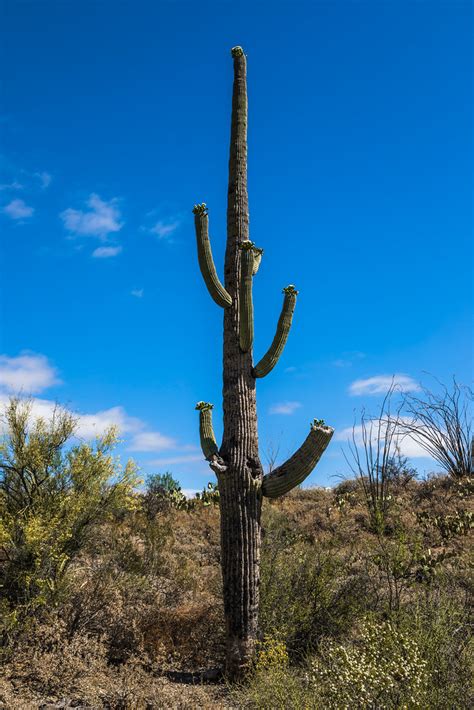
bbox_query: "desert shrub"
[307,617,429,709]
[254,636,289,672]
[0,614,186,709]
[232,665,311,710]
[259,509,369,658]
[401,379,472,479]
[397,590,473,709]
[143,471,193,516]
[0,398,139,642]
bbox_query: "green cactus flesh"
[193,205,232,308]
[239,244,255,352]
[195,401,219,459]
[262,421,334,498]
[253,286,298,378]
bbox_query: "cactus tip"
[195,401,214,411]
[231,46,244,58]
[192,203,208,216]
[311,418,333,432]
[283,284,299,295]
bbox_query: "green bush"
[259,508,368,658]
[0,398,139,637]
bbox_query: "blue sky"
[1,1,472,491]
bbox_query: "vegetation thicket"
[0,45,472,710]
[0,386,472,708]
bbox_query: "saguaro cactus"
[193,46,334,678]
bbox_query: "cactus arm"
[262,420,334,498]
[239,241,255,352]
[195,401,219,459]
[193,204,232,308]
[253,285,298,378]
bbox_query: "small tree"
[0,398,139,624]
[192,47,333,677]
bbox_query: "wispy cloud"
[333,351,366,368]
[92,245,122,258]
[128,431,177,452]
[34,171,52,189]
[0,353,61,394]
[284,366,297,373]
[3,198,34,220]
[0,181,24,191]
[349,374,420,396]
[131,288,144,298]
[149,219,180,239]
[60,194,123,239]
[269,401,302,415]
[148,454,203,466]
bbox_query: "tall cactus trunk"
[193,46,334,680]
[218,47,263,678]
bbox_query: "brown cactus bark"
[193,46,333,679]
[218,46,262,679]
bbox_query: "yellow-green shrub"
[0,398,139,632]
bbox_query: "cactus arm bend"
[195,401,228,474]
[262,420,334,498]
[239,241,255,352]
[193,204,232,308]
[253,285,298,378]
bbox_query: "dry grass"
[1,476,472,708]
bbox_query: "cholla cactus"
[192,46,334,679]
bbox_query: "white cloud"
[0,356,177,449]
[269,401,302,415]
[148,454,203,466]
[60,194,123,239]
[128,431,177,452]
[35,171,52,189]
[3,198,34,219]
[92,246,122,258]
[149,219,179,239]
[349,374,420,396]
[0,395,144,441]
[75,405,143,439]
[131,288,144,298]
[0,353,61,394]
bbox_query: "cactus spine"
[193,46,333,679]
